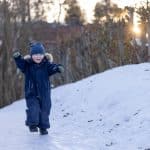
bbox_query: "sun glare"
[133,25,141,35]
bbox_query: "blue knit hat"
[30,42,45,55]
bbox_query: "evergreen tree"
[64,0,85,25]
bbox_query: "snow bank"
[1,63,150,150]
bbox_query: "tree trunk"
[147,19,150,61]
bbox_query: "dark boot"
[29,125,38,132]
[40,128,48,135]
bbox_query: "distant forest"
[0,0,150,107]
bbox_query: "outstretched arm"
[13,51,27,73]
[47,62,64,76]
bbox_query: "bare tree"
[0,0,54,107]
[136,0,150,61]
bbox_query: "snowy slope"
[1,63,150,150]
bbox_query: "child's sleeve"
[47,62,64,76]
[13,51,27,73]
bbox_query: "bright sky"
[47,0,143,23]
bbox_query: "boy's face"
[32,54,44,63]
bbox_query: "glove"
[58,65,64,73]
[13,51,21,58]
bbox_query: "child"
[13,42,64,135]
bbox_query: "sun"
[133,25,141,35]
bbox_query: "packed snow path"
[1,63,150,150]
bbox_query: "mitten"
[13,51,21,58]
[58,65,64,73]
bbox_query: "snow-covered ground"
[1,63,150,150]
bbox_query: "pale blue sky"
[47,0,142,23]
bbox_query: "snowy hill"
[1,63,150,150]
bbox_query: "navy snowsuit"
[14,55,60,129]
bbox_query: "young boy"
[13,42,64,135]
